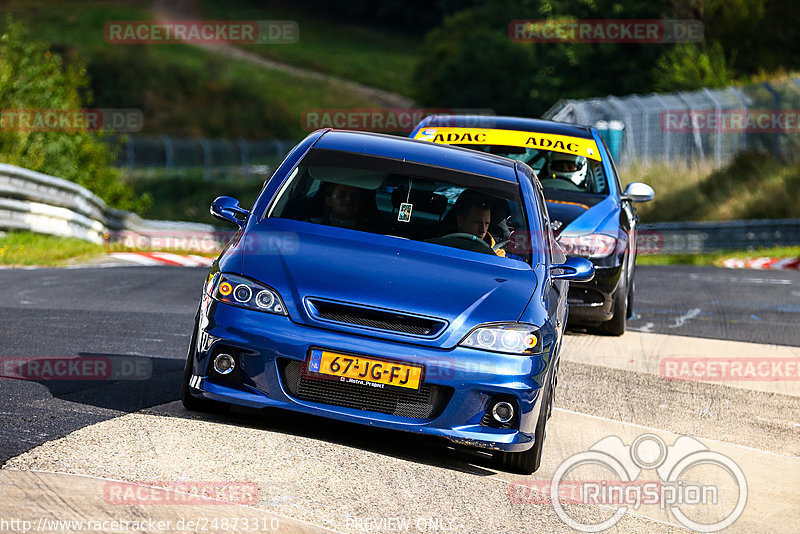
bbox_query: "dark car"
[182,129,593,473]
[410,116,654,335]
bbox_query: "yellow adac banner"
[413,127,602,161]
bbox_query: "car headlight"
[460,324,542,355]
[209,273,287,315]
[557,234,616,258]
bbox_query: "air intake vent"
[279,359,452,420]
[306,299,446,337]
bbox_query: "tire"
[626,277,635,319]
[494,380,552,474]
[599,283,627,336]
[181,315,229,413]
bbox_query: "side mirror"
[621,182,655,203]
[211,196,250,228]
[550,256,595,282]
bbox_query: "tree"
[0,16,148,212]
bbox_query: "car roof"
[420,115,595,139]
[313,129,520,183]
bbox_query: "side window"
[597,134,623,194]
[533,187,555,263]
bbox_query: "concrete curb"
[722,257,800,270]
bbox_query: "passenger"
[449,190,506,257]
[311,183,365,230]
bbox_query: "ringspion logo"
[511,434,747,532]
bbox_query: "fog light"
[492,401,514,423]
[213,353,235,375]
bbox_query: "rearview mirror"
[621,182,655,203]
[211,196,250,228]
[550,256,595,282]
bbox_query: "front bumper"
[566,264,623,324]
[186,301,553,453]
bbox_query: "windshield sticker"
[414,127,602,161]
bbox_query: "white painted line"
[669,307,702,328]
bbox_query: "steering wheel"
[435,233,495,254]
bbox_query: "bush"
[0,16,149,213]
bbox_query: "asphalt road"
[0,264,798,533]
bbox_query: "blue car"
[410,116,654,335]
[182,129,593,473]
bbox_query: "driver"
[450,190,506,257]
[310,183,365,230]
[545,152,589,188]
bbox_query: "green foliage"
[0,16,149,212]
[631,151,800,222]
[653,41,734,91]
[413,0,800,112]
[87,46,295,138]
[130,173,265,224]
[413,0,667,115]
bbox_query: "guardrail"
[2,163,799,255]
[0,163,223,246]
[639,219,800,254]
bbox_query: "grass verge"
[0,232,104,267]
[625,151,800,222]
[128,171,265,224]
[197,0,419,96]
[637,245,800,267]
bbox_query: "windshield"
[453,144,609,195]
[267,148,533,264]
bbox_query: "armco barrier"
[2,163,799,255]
[0,163,224,246]
[639,219,800,254]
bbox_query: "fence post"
[237,138,249,171]
[732,87,749,151]
[160,135,174,172]
[702,88,723,168]
[650,94,670,163]
[198,138,211,182]
[676,92,704,162]
[762,82,781,160]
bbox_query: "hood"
[543,190,617,237]
[239,218,536,348]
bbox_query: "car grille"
[306,299,446,336]
[279,359,452,420]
